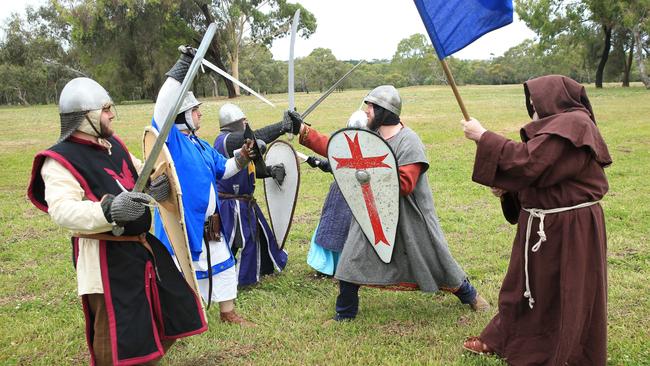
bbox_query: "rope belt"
[522,201,599,309]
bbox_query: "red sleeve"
[399,163,424,196]
[299,126,329,157]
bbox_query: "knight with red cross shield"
[326,128,399,263]
[295,85,489,322]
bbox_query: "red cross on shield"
[327,128,399,263]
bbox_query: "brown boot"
[470,294,490,312]
[220,310,256,327]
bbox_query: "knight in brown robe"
[460,75,611,365]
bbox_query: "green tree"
[391,34,441,85]
[516,0,623,88]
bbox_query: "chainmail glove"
[268,164,286,185]
[103,191,153,225]
[146,174,171,202]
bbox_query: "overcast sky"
[1,0,537,60]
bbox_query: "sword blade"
[201,59,275,107]
[294,150,308,163]
[288,9,300,112]
[134,23,217,193]
[301,60,365,120]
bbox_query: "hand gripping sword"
[112,24,217,236]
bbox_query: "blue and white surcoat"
[214,132,288,286]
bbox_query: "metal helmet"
[58,77,113,142]
[179,91,201,114]
[363,85,401,116]
[59,77,113,114]
[347,110,368,129]
[219,103,246,127]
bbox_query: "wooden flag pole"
[439,58,470,121]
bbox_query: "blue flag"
[414,0,513,59]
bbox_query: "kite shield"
[327,128,399,263]
[263,140,300,249]
[142,126,205,316]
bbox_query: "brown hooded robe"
[472,75,612,365]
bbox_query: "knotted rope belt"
[522,201,600,309]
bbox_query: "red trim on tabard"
[81,295,97,366]
[68,135,107,150]
[28,150,101,208]
[27,154,50,212]
[100,242,164,365]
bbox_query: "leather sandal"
[463,336,494,355]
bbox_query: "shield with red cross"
[327,128,399,263]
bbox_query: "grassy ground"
[0,83,648,365]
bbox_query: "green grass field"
[1,84,649,365]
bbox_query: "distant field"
[1,83,648,365]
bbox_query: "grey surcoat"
[335,127,466,292]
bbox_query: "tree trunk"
[231,51,240,96]
[633,25,650,89]
[622,35,634,87]
[209,74,219,97]
[197,2,236,98]
[595,24,612,88]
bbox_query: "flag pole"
[439,58,470,121]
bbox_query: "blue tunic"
[152,118,235,279]
[213,132,288,286]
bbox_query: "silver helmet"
[58,77,113,142]
[219,103,246,128]
[179,91,201,114]
[363,85,401,116]
[347,110,368,129]
[174,91,202,131]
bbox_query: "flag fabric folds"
[414,0,513,59]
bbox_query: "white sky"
[1,0,537,61]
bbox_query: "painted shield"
[263,140,300,249]
[327,128,399,263]
[142,126,205,317]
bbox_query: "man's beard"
[367,117,381,131]
[99,121,114,138]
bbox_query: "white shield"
[263,140,300,249]
[142,126,206,317]
[327,128,399,263]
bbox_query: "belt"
[74,232,159,280]
[521,201,599,309]
[218,192,255,202]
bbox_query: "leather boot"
[470,294,490,312]
[220,310,256,327]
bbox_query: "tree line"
[1,0,648,106]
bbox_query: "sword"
[294,150,308,163]
[301,60,365,120]
[133,23,217,194]
[112,24,217,236]
[287,9,300,140]
[201,59,275,108]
